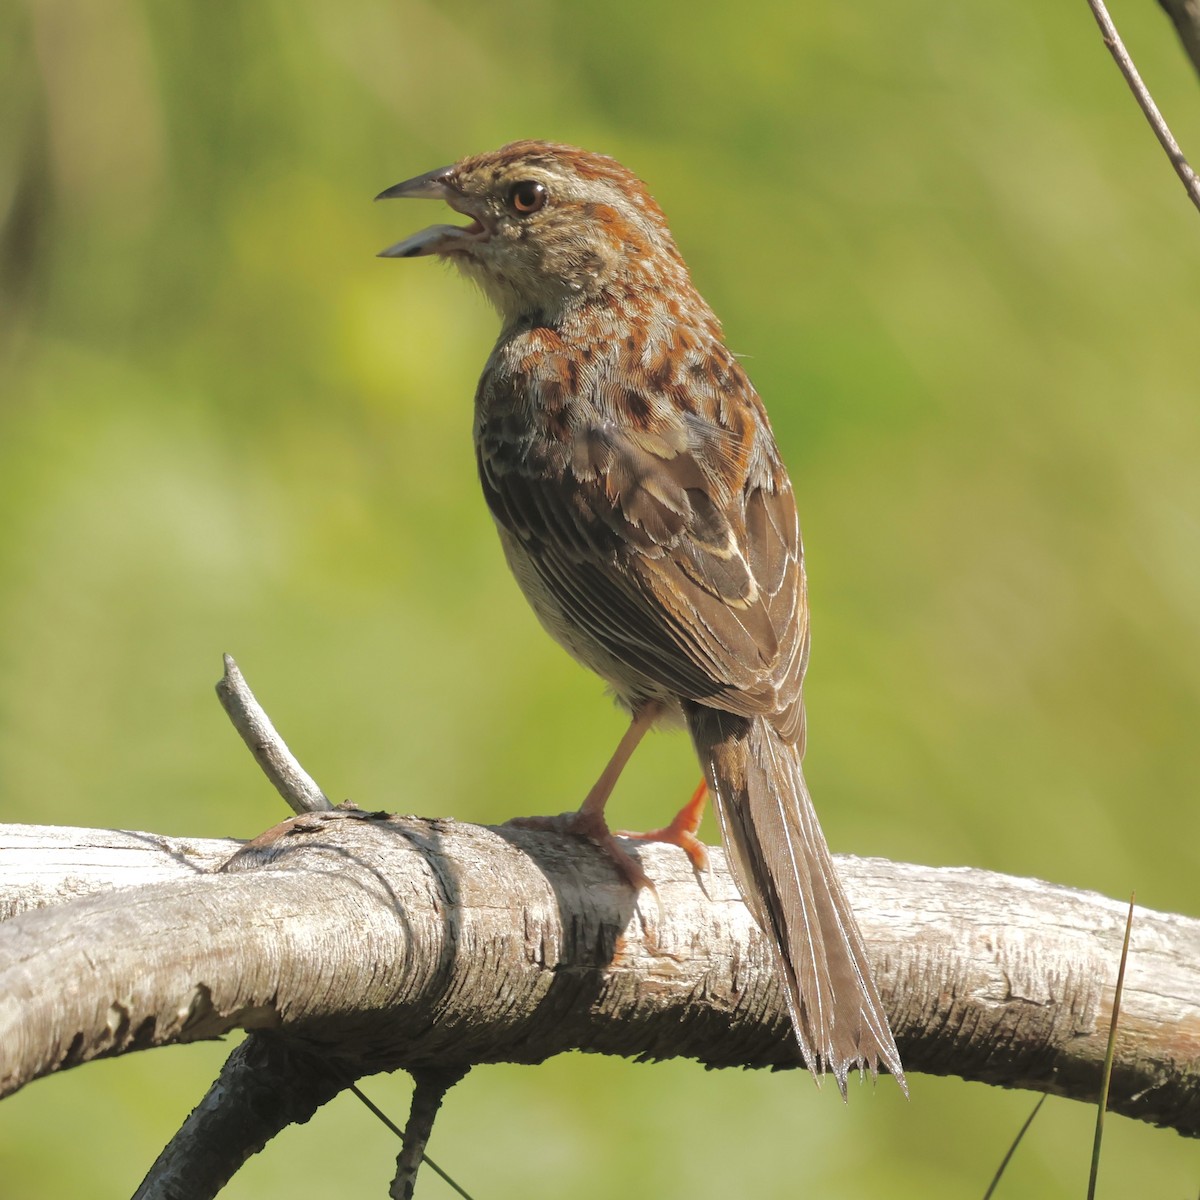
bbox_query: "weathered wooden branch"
[2,660,1196,1197]
[2,817,1198,1150]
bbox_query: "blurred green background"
[2,0,1198,1195]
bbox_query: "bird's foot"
[506,808,654,894]
[615,779,710,874]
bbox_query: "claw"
[506,809,654,893]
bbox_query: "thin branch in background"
[980,1094,1047,1200]
[1088,893,1136,1200]
[1085,0,1200,214]
[215,653,333,814]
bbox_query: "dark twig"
[387,1068,473,1200]
[1085,0,1200,214]
[215,653,333,813]
[1088,893,1136,1200]
[132,1033,349,1200]
[351,1083,475,1200]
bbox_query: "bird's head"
[377,141,689,325]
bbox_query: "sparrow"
[377,140,904,1091]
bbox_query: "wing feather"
[477,369,807,731]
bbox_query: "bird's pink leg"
[507,701,663,891]
[616,778,710,874]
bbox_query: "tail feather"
[687,705,905,1093]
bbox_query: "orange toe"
[616,779,711,873]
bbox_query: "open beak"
[375,164,489,259]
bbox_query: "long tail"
[686,705,905,1094]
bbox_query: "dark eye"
[507,180,548,215]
